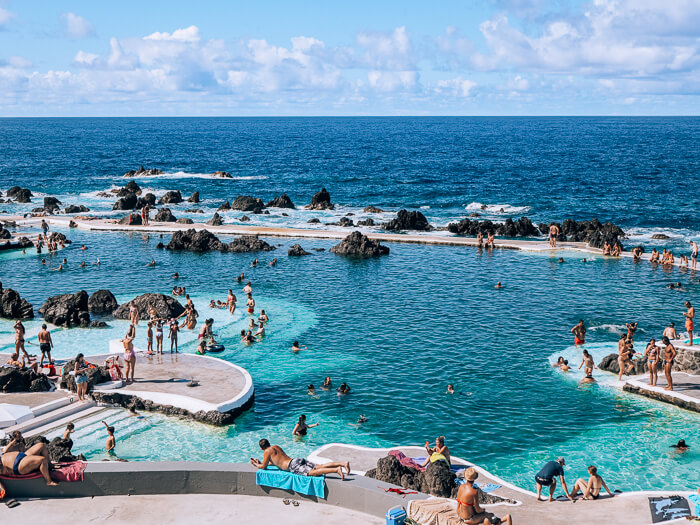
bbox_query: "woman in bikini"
[644,339,659,386]
[570,465,614,500]
[456,468,511,524]
[129,304,139,326]
[155,319,164,354]
[476,232,483,247]
[14,320,28,360]
[123,337,136,384]
[662,336,677,391]
[227,289,236,314]
[578,349,596,377]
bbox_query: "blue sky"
[0,0,699,116]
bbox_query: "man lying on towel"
[1,431,58,486]
[250,439,351,480]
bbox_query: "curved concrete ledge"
[0,461,427,519]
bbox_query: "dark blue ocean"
[1,118,699,491]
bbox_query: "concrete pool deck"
[0,351,254,434]
[3,494,385,525]
[624,372,700,413]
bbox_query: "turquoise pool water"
[1,227,699,491]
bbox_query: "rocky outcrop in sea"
[330,231,389,257]
[154,208,177,222]
[306,188,334,210]
[87,289,118,314]
[124,166,163,177]
[266,194,295,209]
[6,186,33,203]
[447,216,540,237]
[383,209,432,231]
[158,190,183,204]
[288,244,311,256]
[113,293,185,320]
[207,213,223,226]
[39,291,90,327]
[0,283,34,319]
[231,195,265,213]
[228,235,275,253]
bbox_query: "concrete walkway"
[3,494,384,525]
[311,444,696,525]
[625,372,700,413]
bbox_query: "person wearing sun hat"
[455,467,513,524]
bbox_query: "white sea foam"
[122,171,269,181]
[465,202,531,215]
[589,324,628,334]
[625,227,699,243]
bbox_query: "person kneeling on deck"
[251,439,350,480]
[535,457,573,502]
[1,431,58,486]
[456,467,512,524]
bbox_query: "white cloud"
[507,75,529,91]
[144,25,200,43]
[367,70,418,91]
[0,7,13,28]
[436,77,476,97]
[357,26,416,70]
[61,12,96,39]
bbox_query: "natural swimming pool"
[1,227,698,491]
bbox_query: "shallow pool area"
[2,225,699,492]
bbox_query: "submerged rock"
[266,194,295,209]
[207,213,223,226]
[383,209,432,231]
[288,244,311,256]
[212,171,233,178]
[307,188,334,210]
[217,201,232,211]
[185,208,203,213]
[231,195,265,213]
[307,218,320,224]
[124,166,163,178]
[363,206,384,213]
[228,235,275,253]
[154,208,177,222]
[89,320,108,328]
[0,284,34,319]
[88,289,118,314]
[158,190,183,204]
[187,191,200,203]
[338,217,354,227]
[176,218,194,224]
[39,291,90,327]
[166,228,225,252]
[240,215,251,222]
[357,218,375,226]
[330,231,389,257]
[113,293,185,321]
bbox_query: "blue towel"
[474,482,502,493]
[255,466,326,498]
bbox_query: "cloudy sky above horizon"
[1,0,699,116]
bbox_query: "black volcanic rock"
[0,367,50,393]
[135,193,156,208]
[357,218,375,226]
[88,289,118,314]
[0,283,34,319]
[39,291,90,327]
[217,201,231,211]
[288,244,311,256]
[158,190,183,204]
[228,235,275,253]
[266,194,295,209]
[207,213,223,226]
[117,213,142,225]
[363,206,384,213]
[240,215,251,222]
[43,197,62,213]
[166,228,225,252]
[124,166,163,178]
[383,209,432,231]
[117,181,142,196]
[212,171,233,178]
[113,193,138,210]
[113,293,185,321]
[307,188,334,210]
[154,208,177,222]
[64,204,90,213]
[7,186,33,203]
[176,218,194,224]
[448,216,540,238]
[330,231,389,257]
[231,195,264,213]
[187,191,200,203]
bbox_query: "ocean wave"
[625,227,698,243]
[589,323,636,335]
[465,202,531,215]
[123,171,269,181]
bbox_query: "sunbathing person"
[570,465,614,500]
[457,468,512,524]
[1,432,58,486]
[251,439,350,479]
[425,436,451,466]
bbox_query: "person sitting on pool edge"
[250,439,350,479]
[424,435,451,466]
[456,467,512,524]
[535,457,573,502]
[569,465,615,500]
[1,431,58,486]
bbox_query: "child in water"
[102,420,116,456]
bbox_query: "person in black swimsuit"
[292,414,319,436]
[1,431,58,486]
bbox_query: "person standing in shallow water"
[683,301,694,345]
[662,336,677,391]
[549,223,560,248]
[571,320,586,345]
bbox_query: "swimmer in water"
[553,356,565,368]
[447,384,455,394]
[291,341,306,353]
[251,259,258,268]
[51,264,64,271]
[237,272,244,283]
[671,439,689,452]
[173,272,179,279]
[95,258,100,265]
[307,384,317,397]
[254,321,265,338]
[269,258,277,267]
[292,414,319,436]
[146,260,156,267]
[494,282,503,289]
[80,261,86,268]
[582,258,587,263]
[558,257,565,263]
[337,382,351,395]
[321,376,332,389]
[42,258,46,265]
[560,360,571,372]
[243,282,253,295]
[81,244,87,251]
